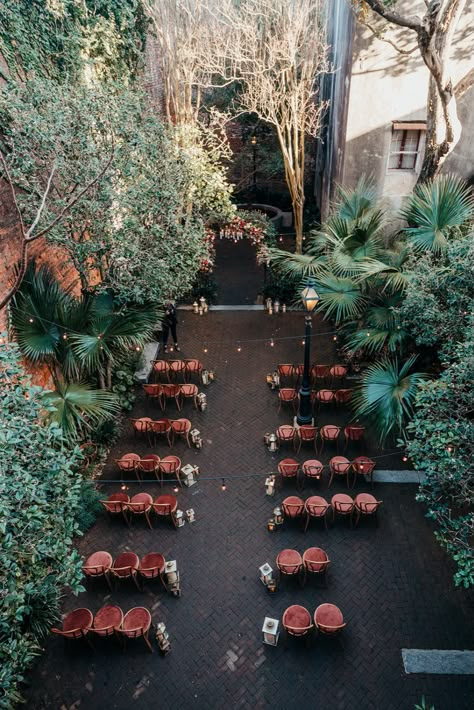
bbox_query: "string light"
[302,339,305,345]
[203,345,208,353]
[221,479,226,491]
[402,455,408,462]
[446,445,453,454]
[237,342,242,352]
[62,334,68,340]
[97,334,102,340]
[333,335,337,341]
[135,346,141,352]
[173,484,179,493]
[270,338,274,347]
[366,332,371,337]
[29,318,34,323]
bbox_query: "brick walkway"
[25,311,474,710]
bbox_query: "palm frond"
[352,356,428,443]
[42,382,119,441]
[314,274,367,324]
[401,175,474,254]
[268,248,327,280]
[334,176,378,221]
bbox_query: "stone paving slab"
[402,649,474,674]
[24,311,474,710]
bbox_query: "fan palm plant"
[42,381,120,442]
[401,175,474,254]
[352,356,428,444]
[345,294,410,356]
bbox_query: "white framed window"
[388,122,426,171]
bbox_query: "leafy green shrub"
[91,418,121,446]
[75,482,103,534]
[112,369,137,411]
[0,338,85,708]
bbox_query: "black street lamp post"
[296,282,320,426]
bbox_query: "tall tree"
[351,0,474,181]
[211,0,329,254]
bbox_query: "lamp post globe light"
[296,281,320,426]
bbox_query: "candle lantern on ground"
[262,617,280,646]
[156,622,171,654]
[273,300,280,314]
[165,560,181,596]
[267,433,278,452]
[186,508,196,523]
[181,464,199,487]
[267,518,276,532]
[190,428,203,449]
[202,369,210,385]
[197,392,207,411]
[265,475,276,496]
[175,510,185,527]
[193,301,199,314]
[273,506,284,525]
[259,563,274,587]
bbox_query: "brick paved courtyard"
[25,310,474,710]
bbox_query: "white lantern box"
[186,508,196,523]
[265,475,276,496]
[181,464,199,487]
[259,563,274,586]
[190,428,203,448]
[176,509,185,527]
[262,617,280,646]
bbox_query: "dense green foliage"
[0,340,86,708]
[0,0,147,82]
[270,175,474,584]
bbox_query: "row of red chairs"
[116,453,182,485]
[276,424,366,455]
[279,456,376,489]
[276,547,330,588]
[130,417,191,447]
[151,358,203,383]
[143,383,199,410]
[282,603,346,644]
[51,606,154,652]
[279,387,353,412]
[100,492,179,529]
[278,363,347,385]
[280,493,382,530]
[82,550,167,592]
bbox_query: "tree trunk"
[106,359,112,390]
[98,369,106,390]
[293,198,304,255]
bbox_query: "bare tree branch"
[362,0,422,31]
[0,142,115,311]
[454,67,474,97]
[363,20,418,55]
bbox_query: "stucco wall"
[342,0,474,213]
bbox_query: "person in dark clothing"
[161,301,179,353]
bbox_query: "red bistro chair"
[170,418,192,447]
[343,425,366,452]
[318,425,341,455]
[82,551,113,591]
[128,493,153,530]
[138,455,161,483]
[335,389,353,406]
[179,383,199,409]
[142,383,163,408]
[277,364,296,385]
[117,607,153,653]
[116,453,141,481]
[302,459,324,488]
[138,553,167,590]
[184,358,203,383]
[276,425,297,451]
[100,493,129,524]
[151,359,169,382]
[278,388,298,413]
[282,495,305,525]
[110,552,140,591]
[129,418,152,445]
[314,603,346,636]
[93,605,123,639]
[149,418,172,447]
[296,425,318,454]
[352,456,376,487]
[168,359,186,382]
[51,608,94,648]
[152,494,178,529]
[161,383,182,411]
[354,493,382,526]
[329,365,347,386]
[328,456,352,488]
[302,547,330,587]
[331,493,355,526]
[277,458,300,488]
[282,605,313,645]
[311,364,330,387]
[159,455,182,488]
[276,549,303,588]
[304,496,330,531]
[314,389,336,412]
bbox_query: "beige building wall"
[342,0,474,217]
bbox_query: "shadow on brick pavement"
[25,311,474,710]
